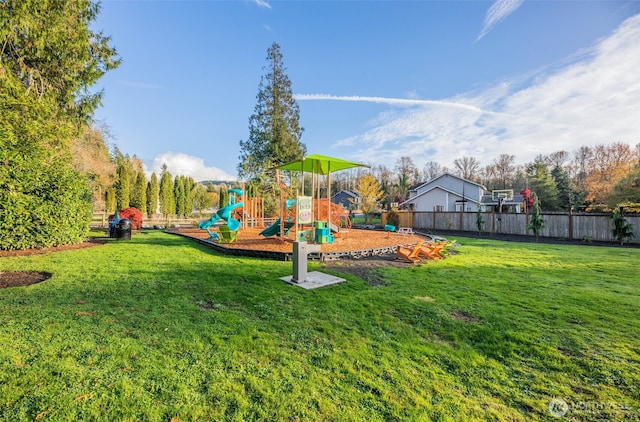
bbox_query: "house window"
[434,205,444,212]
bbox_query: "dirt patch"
[450,309,482,324]
[0,271,52,289]
[320,254,416,286]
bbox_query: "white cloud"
[299,14,640,171]
[476,0,524,41]
[146,152,236,182]
[254,0,271,9]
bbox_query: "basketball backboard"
[491,190,514,202]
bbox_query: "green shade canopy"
[273,154,369,175]
[273,154,369,233]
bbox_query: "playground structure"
[264,154,367,246]
[240,196,265,229]
[259,198,297,238]
[198,188,244,242]
[258,196,351,242]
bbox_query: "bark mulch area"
[171,226,426,254]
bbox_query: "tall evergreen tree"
[105,187,116,214]
[0,1,120,122]
[146,172,159,217]
[184,177,196,216]
[0,0,119,249]
[159,165,175,217]
[551,165,574,211]
[114,156,130,209]
[527,161,559,211]
[237,42,306,189]
[131,171,147,214]
[174,176,187,217]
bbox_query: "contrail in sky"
[476,0,524,41]
[294,93,503,115]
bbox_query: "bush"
[387,210,400,228]
[119,207,143,230]
[0,96,92,250]
[611,209,635,246]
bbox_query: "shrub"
[387,210,400,228]
[119,207,143,230]
[526,193,546,242]
[0,96,92,250]
[611,209,635,246]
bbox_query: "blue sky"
[94,0,640,181]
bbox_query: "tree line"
[107,156,216,219]
[327,143,640,212]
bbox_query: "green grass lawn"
[351,215,381,225]
[1,231,639,421]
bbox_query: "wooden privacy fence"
[383,211,640,244]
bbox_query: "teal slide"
[198,189,244,239]
[259,218,295,237]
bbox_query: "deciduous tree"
[355,174,383,224]
[453,156,481,181]
[493,154,516,189]
[70,126,116,209]
[394,156,419,200]
[422,161,443,181]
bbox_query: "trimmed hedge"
[0,95,92,250]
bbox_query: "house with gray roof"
[330,189,359,209]
[399,173,524,213]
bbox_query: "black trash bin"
[116,218,132,240]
